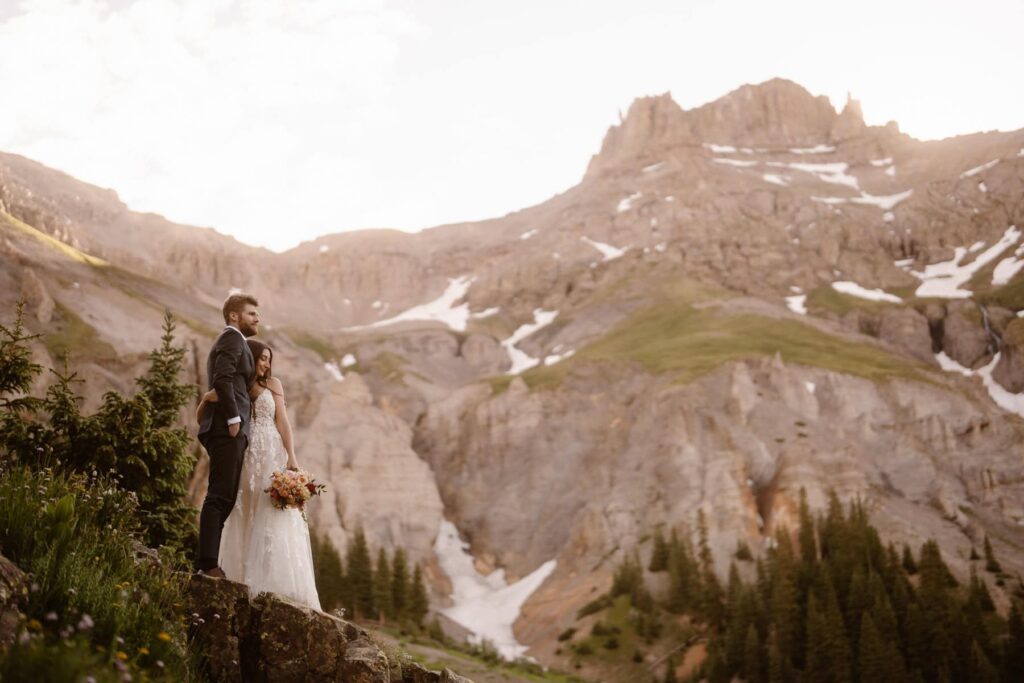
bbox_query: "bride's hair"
[247,339,276,391]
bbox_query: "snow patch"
[581,236,628,261]
[341,353,357,368]
[935,352,1024,418]
[503,309,559,375]
[786,162,860,189]
[324,362,344,382]
[870,158,893,167]
[347,276,474,332]
[763,173,789,186]
[642,162,665,173]
[520,229,538,240]
[960,159,1000,178]
[885,166,896,177]
[979,181,988,193]
[617,192,642,213]
[831,281,902,303]
[654,242,667,253]
[804,381,816,394]
[785,294,807,315]
[705,143,737,153]
[901,226,1021,298]
[543,348,575,366]
[883,212,895,223]
[471,306,500,319]
[713,158,757,168]
[434,520,557,661]
[993,243,1024,286]
[319,244,330,254]
[790,144,835,154]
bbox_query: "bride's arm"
[269,378,299,469]
[195,389,218,424]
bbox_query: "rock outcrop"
[0,554,27,651]
[187,574,473,683]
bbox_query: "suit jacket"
[198,327,255,445]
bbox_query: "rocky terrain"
[2,77,1023,677]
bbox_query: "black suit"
[196,327,255,571]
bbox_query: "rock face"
[994,319,1024,392]
[187,574,473,683]
[942,302,993,368]
[0,554,27,651]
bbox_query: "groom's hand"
[228,423,240,438]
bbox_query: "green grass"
[0,464,191,679]
[44,302,119,362]
[0,210,109,268]
[284,328,338,362]
[492,297,926,394]
[978,271,1024,311]
[804,284,901,316]
[367,351,407,383]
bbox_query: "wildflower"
[78,614,94,630]
[27,619,42,631]
[18,631,30,645]
[156,631,172,642]
[155,660,165,669]
[29,582,39,593]
[85,677,96,683]
[138,647,149,655]
[44,611,58,622]
[59,626,73,639]
[115,650,128,660]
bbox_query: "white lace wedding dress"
[219,388,321,610]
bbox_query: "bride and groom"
[195,293,321,610]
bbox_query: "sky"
[0,0,1021,252]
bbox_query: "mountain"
[2,78,1023,678]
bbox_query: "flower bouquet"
[264,468,326,520]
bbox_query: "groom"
[196,293,260,576]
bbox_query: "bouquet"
[264,468,326,520]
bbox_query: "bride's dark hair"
[247,339,274,391]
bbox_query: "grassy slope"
[492,285,924,393]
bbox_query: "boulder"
[878,307,935,363]
[993,319,1024,392]
[0,554,27,651]
[942,302,991,368]
[187,575,474,683]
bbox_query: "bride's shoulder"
[267,376,284,393]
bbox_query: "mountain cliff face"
[2,78,1023,673]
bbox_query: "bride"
[197,339,321,610]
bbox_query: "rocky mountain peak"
[584,92,690,177]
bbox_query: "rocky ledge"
[188,574,473,683]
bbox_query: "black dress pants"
[196,433,247,570]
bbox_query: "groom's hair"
[222,293,260,324]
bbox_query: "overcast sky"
[0,0,1021,252]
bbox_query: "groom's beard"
[239,321,259,337]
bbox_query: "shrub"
[576,593,612,619]
[557,627,577,642]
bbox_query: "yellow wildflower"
[156,631,172,642]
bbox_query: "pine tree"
[901,544,917,575]
[311,531,346,611]
[136,311,195,429]
[374,547,393,621]
[409,563,429,626]
[1001,601,1024,683]
[983,535,1002,574]
[743,623,763,683]
[857,613,887,683]
[697,509,725,626]
[346,528,376,619]
[0,301,42,411]
[650,527,669,572]
[391,547,410,620]
[822,578,853,683]
[968,640,999,683]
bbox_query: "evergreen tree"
[1001,602,1024,683]
[0,302,42,412]
[968,640,999,683]
[346,528,376,619]
[409,563,429,626]
[901,544,918,575]
[391,547,410,621]
[822,578,853,683]
[650,526,669,572]
[136,311,196,429]
[374,547,393,621]
[311,531,346,611]
[983,535,1002,574]
[857,613,888,683]
[743,623,763,683]
[697,509,725,626]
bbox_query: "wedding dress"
[219,388,321,610]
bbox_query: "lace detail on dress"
[218,389,321,610]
